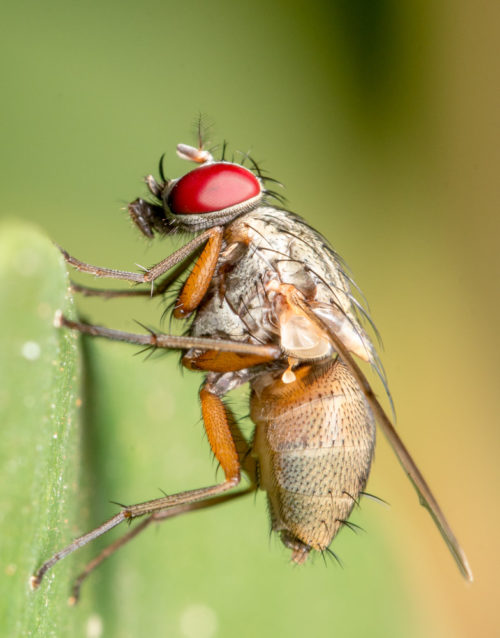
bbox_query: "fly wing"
[292,292,473,582]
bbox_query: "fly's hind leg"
[67,334,266,604]
[32,384,244,590]
[32,320,275,592]
[68,486,255,605]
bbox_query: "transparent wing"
[294,293,473,582]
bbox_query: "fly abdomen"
[251,358,375,563]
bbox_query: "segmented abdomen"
[251,358,375,562]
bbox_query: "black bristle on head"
[220,140,228,161]
[158,153,167,183]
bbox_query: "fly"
[31,132,473,602]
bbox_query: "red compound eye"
[167,162,261,215]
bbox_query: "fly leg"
[54,313,281,361]
[60,224,223,309]
[69,254,197,299]
[57,225,223,288]
[68,487,256,605]
[31,376,254,590]
[173,226,223,317]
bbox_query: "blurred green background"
[1,0,498,636]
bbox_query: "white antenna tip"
[176,143,213,164]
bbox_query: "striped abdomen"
[250,358,375,563]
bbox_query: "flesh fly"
[31,135,473,602]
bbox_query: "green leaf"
[0,221,95,636]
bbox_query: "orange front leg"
[174,226,224,318]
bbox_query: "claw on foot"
[53,309,63,328]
